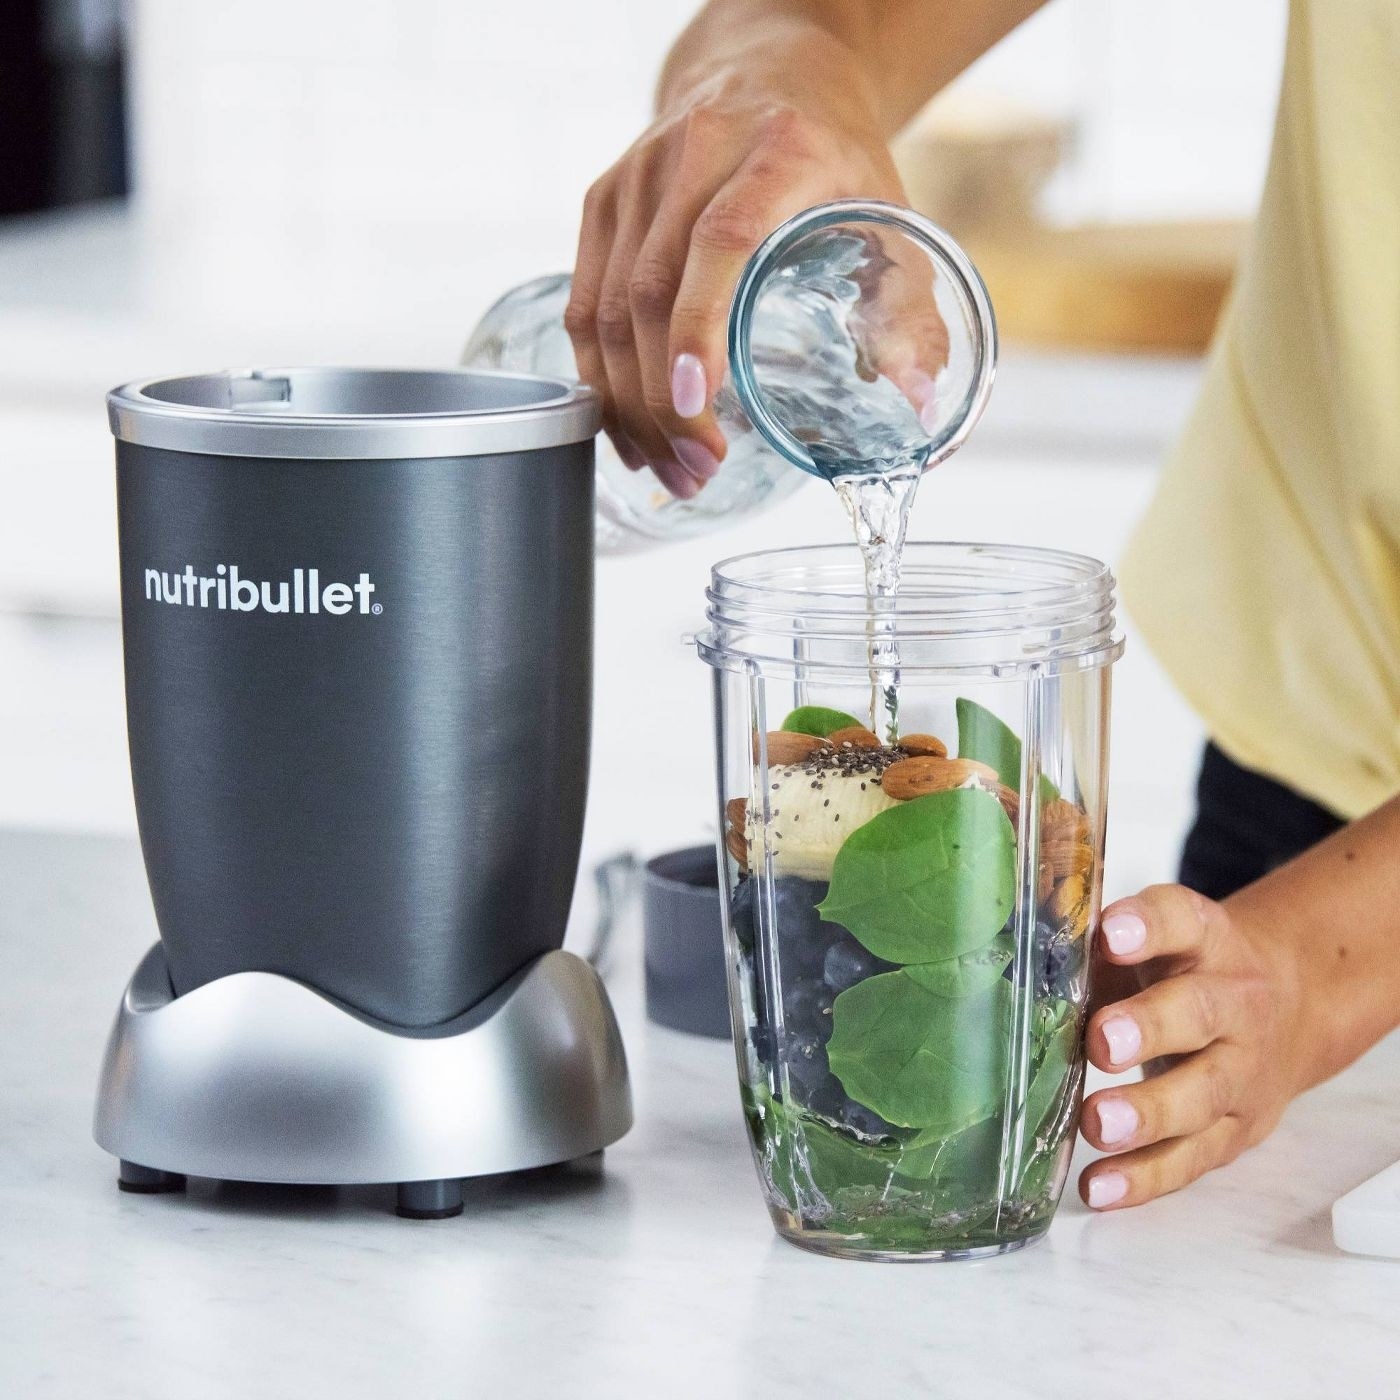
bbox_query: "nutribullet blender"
[93,368,632,1218]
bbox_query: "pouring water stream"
[832,465,923,742]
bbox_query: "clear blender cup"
[697,545,1123,1259]
[696,203,1119,1259]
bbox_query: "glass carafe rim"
[726,199,998,476]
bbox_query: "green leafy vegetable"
[779,705,863,737]
[1024,1000,1079,1137]
[892,1109,997,1181]
[827,972,1012,1131]
[795,1109,904,1193]
[955,697,1060,802]
[904,932,1015,999]
[818,787,1015,964]
[744,1083,900,1197]
[912,1116,1006,1202]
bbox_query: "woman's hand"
[565,31,915,499]
[1077,884,1308,1210]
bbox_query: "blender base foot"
[396,1179,464,1219]
[118,1160,187,1194]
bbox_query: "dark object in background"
[1,0,128,216]
[644,847,733,1038]
[1178,741,1345,901]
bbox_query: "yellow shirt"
[1121,0,1400,820]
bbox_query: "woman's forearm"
[658,0,1048,136]
[1226,792,1400,1091]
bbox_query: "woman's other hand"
[1077,884,1307,1210]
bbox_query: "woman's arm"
[659,1,1047,137]
[1079,794,1400,1209]
[566,0,1045,496]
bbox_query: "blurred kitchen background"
[1,0,1287,916]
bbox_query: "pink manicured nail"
[1096,1098,1138,1146]
[671,353,708,419]
[1101,1015,1142,1066]
[651,458,700,500]
[1103,911,1147,956]
[672,437,719,483]
[611,432,647,472]
[1088,1171,1128,1209]
[907,369,939,433]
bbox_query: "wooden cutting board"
[965,220,1248,355]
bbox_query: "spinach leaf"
[817,787,1015,964]
[904,932,1015,999]
[892,1108,998,1181]
[796,1110,904,1193]
[780,705,863,737]
[921,1116,1006,1205]
[827,971,1011,1131]
[1024,1000,1080,1137]
[955,697,1060,802]
[746,1083,904,1197]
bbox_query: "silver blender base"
[93,945,632,1218]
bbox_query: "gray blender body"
[96,368,632,1214]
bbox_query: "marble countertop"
[3,826,1397,1399]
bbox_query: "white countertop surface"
[3,826,1398,1399]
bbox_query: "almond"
[827,724,882,750]
[881,755,999,801]
[1037,860,1054,905]
[996,783,1021,827]
[1043,836,1094,880]
[752,730,831,765]
[1042,798,1091,843]
[897,733,948,758]
[1047,873,1091,940]
[725,796,749,831]
[725,824,749,871]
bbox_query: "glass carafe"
[697,543,1123,1260]
[463,201,996,553]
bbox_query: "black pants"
[1178,743,1345,901]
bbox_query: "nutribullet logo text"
[143,566,381,616]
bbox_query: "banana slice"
[746,749,902,880]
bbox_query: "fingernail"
[671,353,708,419]
[1102,1016,1142,1066]
[671,437,719,483]
[1103,911,1147,956]
[907,370,939,433]
[1096,1098,1138,1146]
[1087,1171,1129,1209]
[612,433,647,472]
[653,459,700,500]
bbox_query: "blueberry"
[729,878,757,951]
[803,1073,848,1120]
[749,1023,776,1066]
[840,1101,896,1138]
[785,981,835,1044]
[771,875,823,932]
[772,878,828,973]
[1033,918,1083,1000]
[823,935,893,992]
[784,1035,832,1099]
[1041,941,1070,993]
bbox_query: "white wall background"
[124,0,1289,337]
[2,0,1285,880]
